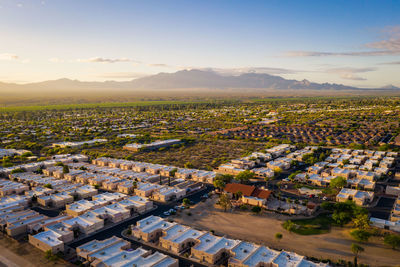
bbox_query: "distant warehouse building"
[123,139,182,152]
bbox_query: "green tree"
[218,193,231,212]
[235,170,254,183]
[283,220,296,233]
[351,243,364,267]
[182,198,191,207]
[184,162,194,168]
[383,234,400,249]
[251,206,262,214]
[213,179,226,190]
[350,229,371,243]
[62,165,69,174]
[352,214,370,229]
[330,176,347,189]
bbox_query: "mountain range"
[0,69,397,94]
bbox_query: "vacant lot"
[89,139,267,170]
[172,197,400,266]
[0,234,74,267]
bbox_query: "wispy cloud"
[379,61,400,65]
[0,53,19,61]
[324,67,377,81]
[48,57,64,63]
[196,67,302,75]
[286,25,400,57]
[77,57,138,63]
[147,63,172,68]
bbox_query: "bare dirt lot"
[0,234,74,267]
[172,196,400,267]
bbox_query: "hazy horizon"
[0,0,399,88]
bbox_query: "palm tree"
[351,243,364,267]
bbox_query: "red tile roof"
[224,183,271,200]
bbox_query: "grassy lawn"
[284,214,333,235]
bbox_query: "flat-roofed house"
[131,215,176,242]
[239,245,279,267]
[135,183,163,198]
[37,191,73,208]
[152,186,186,202]
[29,229,65,253]
[117,195,153,214]
[191,232,240,265]
[159,224,205,254]
[62,212,104,235]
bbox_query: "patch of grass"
[284,214,333,235]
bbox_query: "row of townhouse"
[29,195,153,254]
[76,236,178,267]
[51,138,107,148]
[336,188,374,206]
[217,145,315,178]
[66,193,152,217]
[91,157,217,183]
[0,209,48,237]
[0,154,88,177]
[326,149,397,170]
[0,179,29,196]
[0,195,29,214]
[390,196,400,222]
[61,165,190,202]
[131,216,328,267]
[0,148,31,158]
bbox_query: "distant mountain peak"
[381,84,400,90]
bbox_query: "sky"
[0,0,399,87]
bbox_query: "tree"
[251,206,262,214]
[182,198,191,207]
[184,162,194,168]
[216,174,234,183]
[235,170,254,183]
[352,214,370,229]
[11,168,25,174]
[283,220,296,234]
[213,179,226,190]
[62,165,69,174]
[350,229,371,243]
[44,183,53,189]
[218,193,231,212]
[332,211,351,226]
[275,232,283,243]
[169,168,178,177]
[384,234,400,249]
[330,176,347,189]
[351,243,364,267]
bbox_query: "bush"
[384,233,400,249]
[350,229,371,243]
[251,206,262,213]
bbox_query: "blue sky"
[0,0,399,87]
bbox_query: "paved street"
[66,185,213,267]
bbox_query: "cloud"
[380,61,400,65]
[48,57,64,63]
[197,67,302,75]
[324,67,377,81]
[98,72,148,79]
[147,63,172,68]
[285,50,396,57]
[0,53,19,61]
[286,25,400,57]
[77,57,137,63]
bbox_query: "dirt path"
[0,234,73,267]
[173,198,400,267]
